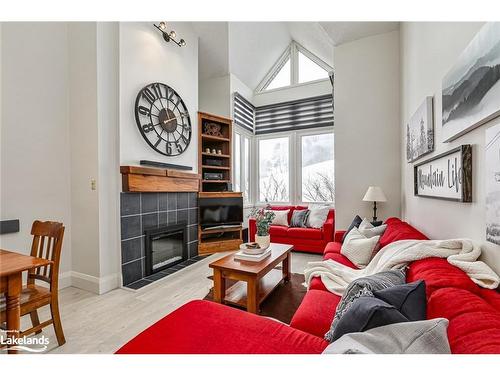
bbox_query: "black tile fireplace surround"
[120,192,206,289]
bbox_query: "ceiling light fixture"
[153,22,186,47]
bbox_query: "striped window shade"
[233,92,255,133]
[255,94,333,135]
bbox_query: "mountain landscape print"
[442,22,500,142]
[486,123,500,245]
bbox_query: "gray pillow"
[290,209,310,228]
[327,296,410,342]
[322,318,450,354]
[324,269,406,342]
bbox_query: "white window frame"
[256,132,294,205]
[297,128,335,205]
[254,127,334,206]
[255,41,333,94]
[233,125,254,207]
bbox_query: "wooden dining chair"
[0,220,66,346]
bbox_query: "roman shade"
[255,94,333,135]
[233,92,255,133]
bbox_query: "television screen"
[199,197,243,228]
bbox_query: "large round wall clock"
[134,82,192,156]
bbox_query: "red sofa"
[248,206,335,254]
[117,217,500,354]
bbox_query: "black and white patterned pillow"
[290,209,310,228]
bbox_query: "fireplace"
[144,223,188,276]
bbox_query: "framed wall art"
[486,124,500,245]
[406,96,434,163]
[442,23,500,142]
[414,145,472,202]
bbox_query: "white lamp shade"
[363,186,387,202]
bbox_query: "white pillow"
[341,228,380,268]
[306,206,330,228]
[358,218,387,238]
[266,210,289,226]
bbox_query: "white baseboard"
[65,271,120,295]
[58,271,73,290]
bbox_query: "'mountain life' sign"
[414,145,472,202]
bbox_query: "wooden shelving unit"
[198,112,233,193]
[197,191,243,255]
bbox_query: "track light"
[153,22,186,47]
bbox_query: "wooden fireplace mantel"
[120,165,201,193]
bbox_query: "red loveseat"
[248,206,335,254]
[117,217,500,354]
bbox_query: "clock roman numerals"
[135,82,191,157]
[138,106,151,116]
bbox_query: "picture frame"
[406,96,434,163]
[486,124,500,245]
[414,145,472,202]
[442,23,500,142]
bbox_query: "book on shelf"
[234,248,272,262]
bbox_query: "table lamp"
[362,186,387,222]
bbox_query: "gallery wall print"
[486,124,500,245]
[406,96,434,163]
[442,22,500,142]
[414,145,472,202]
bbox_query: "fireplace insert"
[144,223,188,276]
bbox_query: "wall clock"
[134,82,192,156]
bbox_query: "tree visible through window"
[301,133,334,203]
[259,137,289,202]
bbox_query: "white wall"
[334,30,401,229]
[119,22,199,171]
[0,23,73,280]
[400,22,500,274]
[97,22,121,292]
[199,74,231,117]
[68,23,100,282]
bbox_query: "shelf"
[202,180,231,183]
[224,269,285,308]
[202,152,230,158]
[202,165,230,170]
[201,226,242,234]
[201,134,230,142]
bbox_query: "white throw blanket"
[304,239,500,296]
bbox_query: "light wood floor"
[23,251,321,354]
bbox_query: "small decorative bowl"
[239,243,268,255]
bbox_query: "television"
[199,197,243,229]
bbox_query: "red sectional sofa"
[248,206,335,254]
[117,217,500,354]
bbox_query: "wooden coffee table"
[209,243,293,314]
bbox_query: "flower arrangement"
[249,207,275,236]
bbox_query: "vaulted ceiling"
[192,22,399,90]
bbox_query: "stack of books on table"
[234,248,272,262]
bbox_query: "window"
[266,58,291,91]
[298,51,329,84]
[257,41,332,93]
[233,130,252,203]
[234,133,241,193]
[300,133,334,203]
[256,131,334,205]
[244,137,250,201]
[258,137,289,202]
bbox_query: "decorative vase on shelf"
[254,234,270,249]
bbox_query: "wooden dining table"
[0,249,51,354]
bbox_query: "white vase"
[254,234,270,249]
